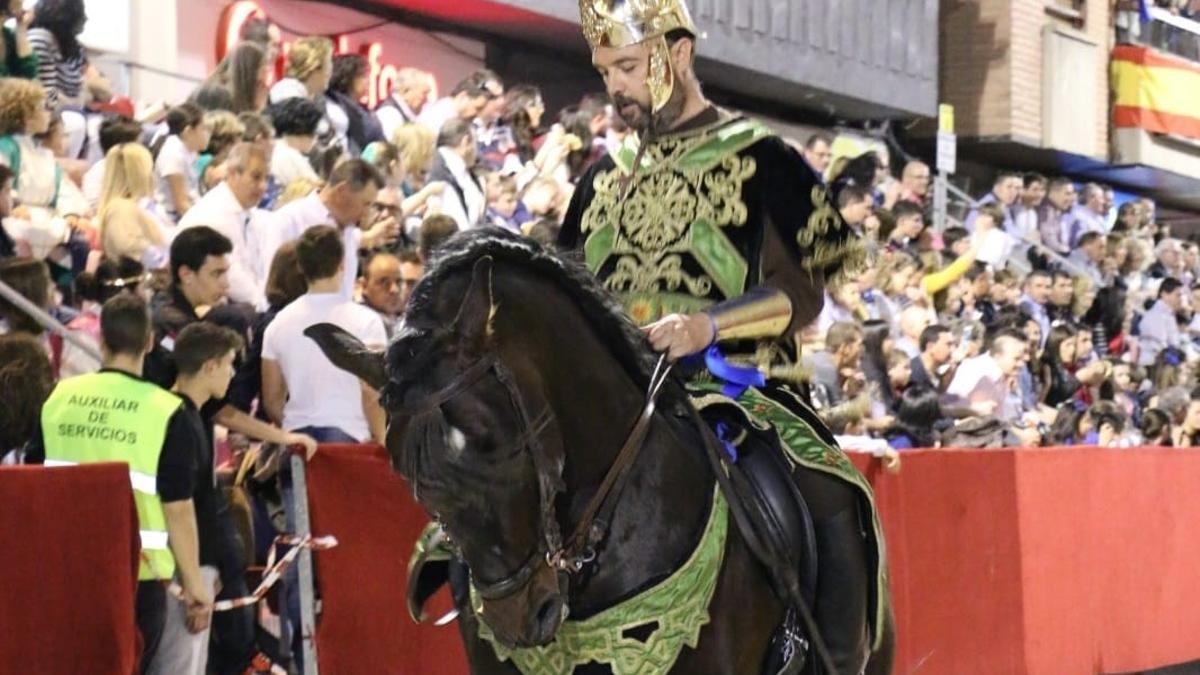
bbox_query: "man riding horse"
[306,1,890,672]
[558,0,883,671]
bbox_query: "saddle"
[687,396,820,675]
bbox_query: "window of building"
[1045,0,1086,27]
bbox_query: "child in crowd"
[485,172,521,232]
[520,176,564,222]
[153,103,210,220]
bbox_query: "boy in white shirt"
[262,225,386,443]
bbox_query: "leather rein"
[394,350,674,602]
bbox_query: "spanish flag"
[1112,44,1200,139]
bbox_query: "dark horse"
[308,229,893,674]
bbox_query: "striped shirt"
[27,28,84,109]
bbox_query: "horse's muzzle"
[479,563,568,648]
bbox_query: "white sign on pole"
[936,131,957,175]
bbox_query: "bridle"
[391,347,674,602]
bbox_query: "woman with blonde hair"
[99,143,170,267]
[269,36,333,104]
[391,122,436,192]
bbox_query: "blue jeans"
[293,425,357,444]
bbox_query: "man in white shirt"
[1138,277,1186,367]
[262,159,395,299]
[178,143,271,308]
[375,68,432,142]
[427,119,485,231]
[1008,173,1045,258]
[417,71,498,135]
[262,225,387,443]
[946,331,1028,421]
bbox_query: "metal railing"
[1117,6,1200,63]
[944,183,1093,280]
[0,279,102,361]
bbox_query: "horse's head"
[307,254,569,647]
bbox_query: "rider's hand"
[642,312,715,361]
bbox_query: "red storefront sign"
[215,0,431,109]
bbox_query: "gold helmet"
[579,0,698,113]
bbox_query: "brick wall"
[1010,0,1044,142]
[1084,0,1112,157]
[940,0,1111,159]
[940,0,1014,138]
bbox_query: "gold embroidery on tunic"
[797,185,837,248]
[607,254,713,296]
[581,135,757,298]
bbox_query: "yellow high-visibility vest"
[41,370,183,581]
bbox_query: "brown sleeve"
[761,213,826,335]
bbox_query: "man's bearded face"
[592,42,686,134]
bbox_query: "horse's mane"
[406,227,657,386]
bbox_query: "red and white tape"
[166,533,338,611]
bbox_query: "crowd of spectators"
[808,148,1200,452]
[0,4,602,672]
[0,1,1199,672]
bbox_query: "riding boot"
[810,503,870,675]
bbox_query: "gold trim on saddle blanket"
[474,486,729,674]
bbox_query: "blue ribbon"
[684,345,766,399]
[714,422,739,463]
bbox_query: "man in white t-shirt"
[946,331,1028,422]
[178,143,271,308]
[261,158,397,299]
[262,225,387,443]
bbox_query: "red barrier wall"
[853,447,1200,675]
[305,444,469,675]
[306,446,1200,675]
[0,463,140,674]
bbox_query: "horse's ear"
[452,255,497,350]
[304,323,388,391]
